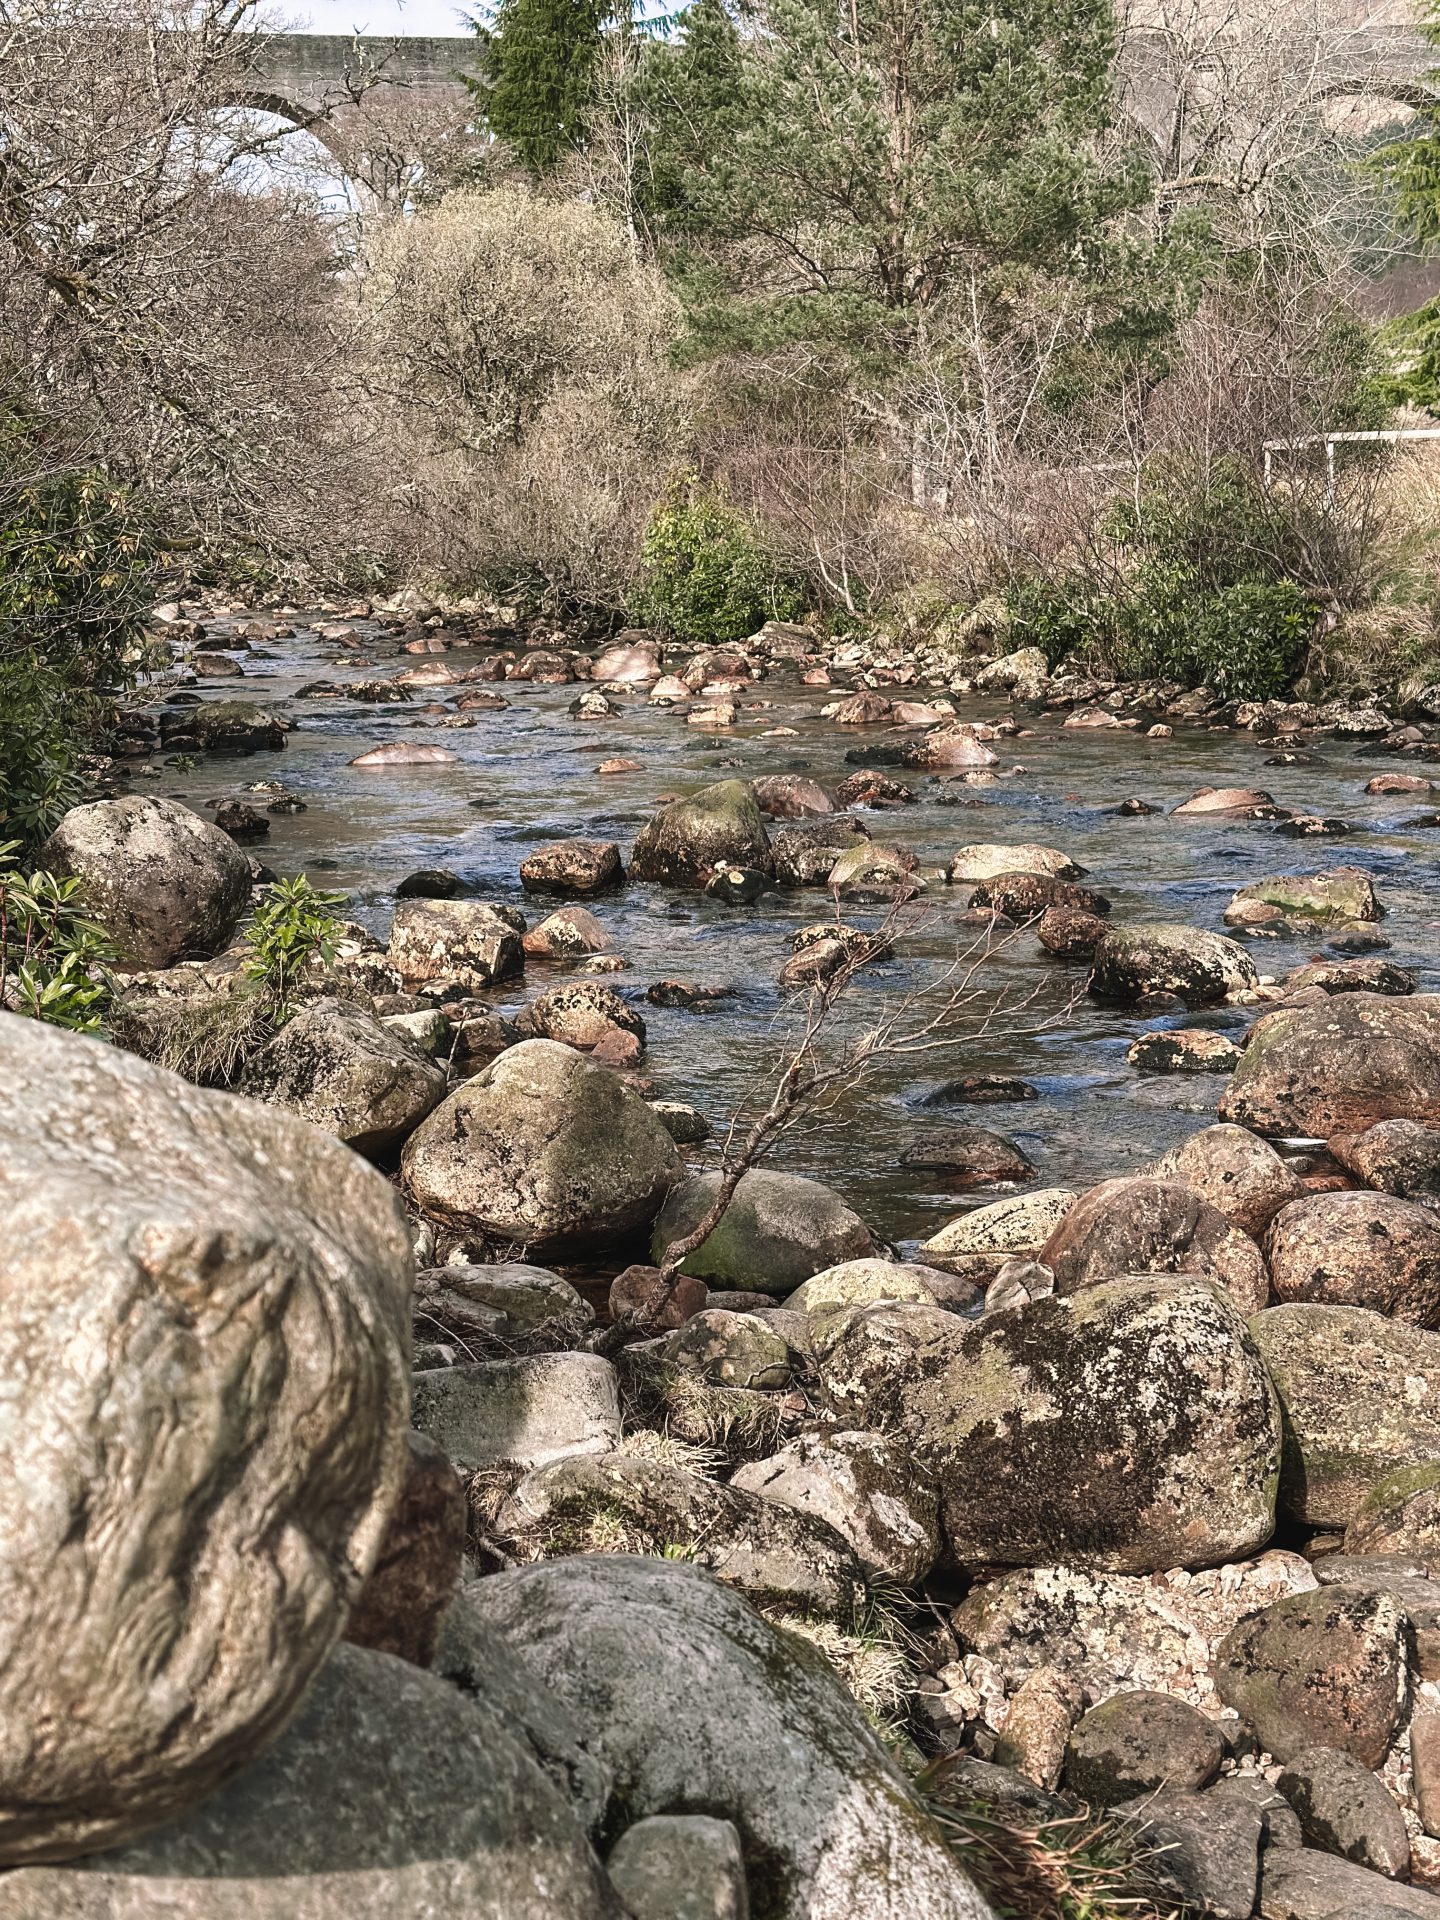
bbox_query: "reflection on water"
[158,615,1440,1250]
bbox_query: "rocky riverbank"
[10,592,1440,1915]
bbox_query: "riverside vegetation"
[14,0,1440,1914]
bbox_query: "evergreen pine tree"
[471,0,612,175]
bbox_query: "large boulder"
[41,795,252,967]
[1249,1304,1440,1526]
[1224,867,1382,928]
[1147,1125,1304,1238]
[814,1278,1280,1573]
[651,1168,874,1291]
[629,781,773,886]
[1039,1177,1270,1313]
[462,1556,995,1920]
[402,1039,680,1256]
[0,1015,413,1862]
[1218,994,1440,1138]
[1089,924,1259,1005]
[386,898,524,992]
[0,1644,622,1918]
[1330,1119,1440,1202]
[1265,1190,1440,1324]
[239,996,447,1158]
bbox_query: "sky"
[294,0,474,34]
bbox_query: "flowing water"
[157,611,1440,1254]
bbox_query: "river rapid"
[153,607,1440,1255]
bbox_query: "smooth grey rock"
[41,794,252,965]
[658,1308,791,1389]
[239,996,447,1158]
[0,1015,413,1863]
[732,1429,940,1584]
[1276,1746,1410,1877]
[410,1352,621,1471]
[1121,1785,1262,1919]
[402,1039,680,1256]
[464,1556,995,1919]
[652,1168,874,1291]
[607,1815,749,1920]
[415,1262,594,1339]
[0,1644,621,1918]
[1258,1845,1440,1918]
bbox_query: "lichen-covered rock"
[1037,905,1109,958]
[1285,956,1415,997]
[519,839,624,896]
[1214,1585,1411,1768]
[517,981,646,1053]
[1147,1125,1304,1239]
[607,1816,749,1920]
[651,1168,874,1291]
[656,1308,791,1389]
[192,698,288,752]
[0,1015,413,1863]
[1039,1177,1270,1313]
[410,1352,621,1472]
[732,1429,941,1583]
[1219,995,1440,1138]
[1064,1691,1225,1803]
[993,1668,1083,1789]
[1127,1029,1241,1074]
[1089,924,1259,1006]
[771,817,870,888]
[414,1262,594,1340]
[0,1644,622,1919]
[1265,1190,1440,1324]
[523,905,610,959]
[825,840,920,903]
[41,795,253,967]
[1346,1463,1440,1559]
[462,1556,995,1920]
[918,1188,1076,1279]
[1225,867,1382,927]
[239,996,446,1158]
[1249,1303,1440,1526]
[386,898,524,992]
[1331,1120,1440,1203]
[954,1552,1319,1714]
[498,1453,866,1619]
[629,781,773,886]
[402,1039,680,1255]
[788,1258,942,1314]
[814,1278,1280,1573]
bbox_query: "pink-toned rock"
[752,774,833,818]
[523,907,609,960]
[907,724,1000,771]
[592,641,661,685]
[609,1263,708,1332]
[649,675,691,705]
[350,743,458,766]
[832,691,894,725]
[598,757,643,775]
[393,662,460,687]
[1173,786,1282,817]
[892,701,953,727]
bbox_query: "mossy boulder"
[191,699,289,752]
[1345,1461,1440,1559]
[1218,994,1440,1138]
[814,1277,1281,1573]
[1249,1303,1440,1527]
[1064,1691,1224,1803]
[651,1169,874,1291]
[1089,924,1259,1006]
[788,1258,941,1315]
[628,781,773,887]
[402,1039,680,1255]
[1224,867,1382,928]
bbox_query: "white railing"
[1263,426,1440,505]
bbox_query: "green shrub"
[0,416,158,846]
[1005,457,1317,701]
[631,484,803,646]
[243,875,348,1019]
[0,842,117,1032]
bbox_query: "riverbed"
[154,610,1440,1252]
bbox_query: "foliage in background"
[631,483,803,644]
[0,842,116,1033]
[1007,457,1320,699]
[243,875,348,1020]
[470,0,613,174]
[0,410,157,846]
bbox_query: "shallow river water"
[157,612,1440,1254]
